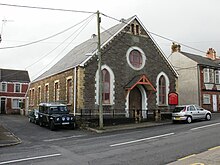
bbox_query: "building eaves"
[181,51,219,67]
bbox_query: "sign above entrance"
[168,92,178,105]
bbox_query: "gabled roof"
[0,68,30,83]
[181,51,219,67]
[125,74,156,91]
[33,15,178,82]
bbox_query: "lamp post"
[97,11,103,129]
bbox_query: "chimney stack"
[171,43,181,53]
[206,48,216,60]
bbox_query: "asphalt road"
[1,114,220,165]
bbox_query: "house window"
[1,82,7,92]
[95,65,115,105]
[15,83,21,93]
[45,84,49,102]
[215,70,220,84]
[12,99,21,109]
[159,75,166,105]
[129,50,142,68]
[131,24,135,34]
[156,72,170,106]
[102,69,110,104]
[54,82,59,101]
[136,25,139,35]
[126,46,146,70]
[31,88,35,105]
[203,94,211,104]
[204,68,214,83]
[67,79,73,104]
[37,86,41,105]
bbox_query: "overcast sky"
[0,0,220,80]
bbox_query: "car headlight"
[70,117,73,120]
[66,117,70,121]
[56,118,60,121]
[62,117,65,121]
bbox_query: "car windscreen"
[49,106,68,114]
[173,106,185,112]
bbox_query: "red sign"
[168,92,178,105]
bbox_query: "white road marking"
[43,135,84,142]
[0,153,61,165]
[110,132,174,147]
[190,122,220,131]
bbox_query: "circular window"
[126,46,145,70]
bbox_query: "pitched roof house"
[29,15,178,120]
[0,68,30,114]
[169,43,220,112]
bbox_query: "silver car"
[172,104,212,123]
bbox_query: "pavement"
[1,120,220,164]
[0,124,21,147]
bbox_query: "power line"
[31,13,95,80]
[101,13,207,54]
[0,3,95,14]
[0,14,95,49]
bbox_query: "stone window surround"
[95,64,115,105]
[126,46,146,71]
[66,76,73,105]
[156,72,170,106]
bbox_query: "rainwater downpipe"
[73,67,77,116]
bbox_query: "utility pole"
[97,10,103,129]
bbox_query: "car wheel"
[39,121,43,127]
[172,120,177,124]
[70,123,75,130]
[205,114,211,121]
[186,116,192,124]
[29,118,32,123]
[49,121,56,131]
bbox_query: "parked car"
[172,104,212,123]
[28,109,39,124]
[38,102,75,131]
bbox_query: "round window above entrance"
[126,46,146,70]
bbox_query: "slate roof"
[181,51,220,67]
[33,15,178,82]
[33,16,135,82]
[0,68,30,83]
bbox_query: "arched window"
[159,75,166,105]
[102,69,110,104]
[95,65,115,105]
[156,72,170,106]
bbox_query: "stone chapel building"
[29,15,178,119]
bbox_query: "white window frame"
[95,65,115,105]
[12,98,21,109]
[15,83,21,93]
[66,77,73,105]
[126,46,146,71]
[204,68,214,83]
[215,70,220,84]
[156,72,170,106]
[1,82,7,92]
[203,94,211,104]
[54,80,60,102]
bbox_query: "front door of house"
[213,95,217,112]
[1,98,6,114]
[129,87,142,118]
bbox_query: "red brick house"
[169,43,220,112]
[0,69,30,114]
[29,15,178,119]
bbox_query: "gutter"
[73,67,77,116]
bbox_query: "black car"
[38,102,75,131]
[28,109,39,124]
